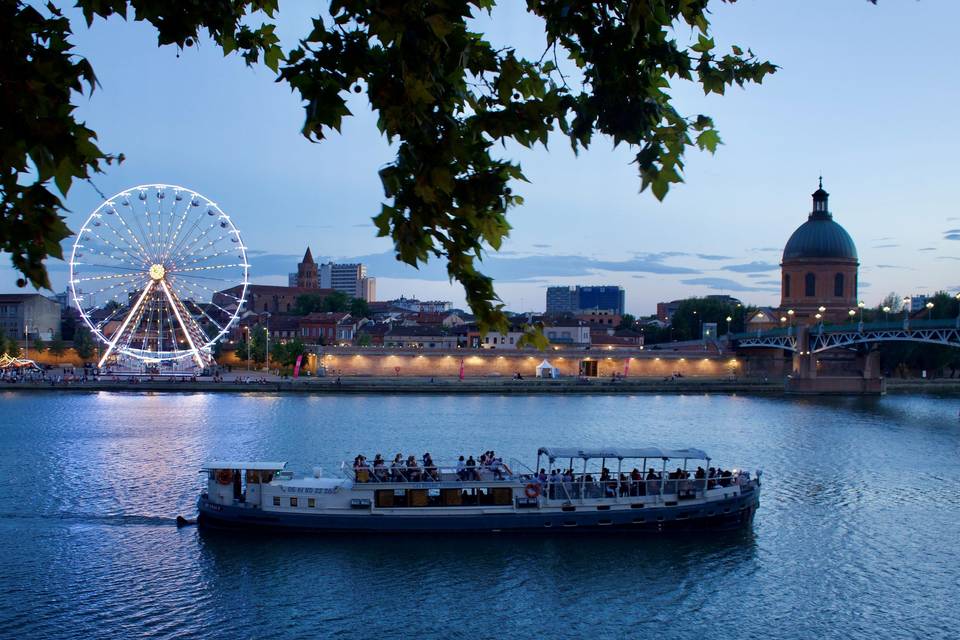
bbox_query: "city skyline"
[1,1,958,315]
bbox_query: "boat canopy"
[537,447,709,461]
[200,461,287,471]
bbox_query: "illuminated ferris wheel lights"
[69,184,248,370]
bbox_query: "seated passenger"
[406,455,421,482]
[465,456,480,481]
[490,457,504,480]
[456,455,467,481]
[391,454,405,481]
[422,453,438,481]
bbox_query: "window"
[289,497,298,507]
[308,498,316,508]
[273,496,280,506]
[783,274,791,298]
[804,273,816,297]
[834,273,844,297]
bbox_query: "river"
[0,391,957,639]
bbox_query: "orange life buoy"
[524,483,541,498]
[216,469,233,485]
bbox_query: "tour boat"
[196,447,761,534]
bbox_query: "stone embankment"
[0,376,955,395]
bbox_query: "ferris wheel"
[68,184,249,369]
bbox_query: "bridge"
[731,318,960,353]
[729,319,960,394]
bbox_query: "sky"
[4,0,960,315]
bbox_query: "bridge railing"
[732,318,958,341]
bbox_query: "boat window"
[273,496,280,506]
[290,497,298,507]
[308,498,316,508]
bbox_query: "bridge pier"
[786,326,885,395]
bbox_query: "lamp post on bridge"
[882,306,891,323]
[817,306,826,333]
[925,301,934,321]
[903,297,911,330]
[787,309,795,336]
[857,300,865,332]
[955,293,960,329]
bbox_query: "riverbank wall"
[1,377,957,395]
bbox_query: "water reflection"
[0,391,957,639]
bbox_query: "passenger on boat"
[422,453,439,481]
[456,456,467,480]
[391,454,405,481]
[373,454,387,482]
[465,456,480,481]
[406,455,421,482]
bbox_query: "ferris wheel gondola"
[68,184,249,369]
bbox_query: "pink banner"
[624,357,631,378]
[459,358,465,381]
[293,354,303,378]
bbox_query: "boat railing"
[345,460,521,485]
[541,472,751,503]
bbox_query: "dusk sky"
[5,0,959,314]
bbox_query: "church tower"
[296,247,318,289]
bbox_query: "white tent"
[535,359,560,379]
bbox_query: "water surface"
[0,392,957,639]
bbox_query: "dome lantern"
[810,176,830,220]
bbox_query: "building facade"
[546,286,577,314]
[546,285,625,315]
[295,247,318,289]
[0,294,62,341]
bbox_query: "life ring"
[524,483,541,498]
[216,469,233,485]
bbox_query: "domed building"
[779,180,859,323]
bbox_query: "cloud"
[749,247,780,253]
[872,236,895,241]
[721,261,778,273]
[876,264,912,270]
[945,232,960,241]
[936,256,960,261]
[746,273,767,279]
[872,244,900,249]
[532,243,552,249]
[351,223,372,228]
[696,253,733,261]
[680,277,778,292]
[918,247,936,251]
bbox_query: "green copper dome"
[782,182,858,262]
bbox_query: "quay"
[0,375,956,395]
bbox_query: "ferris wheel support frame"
[160,279,207,369]
[97,280,155,368]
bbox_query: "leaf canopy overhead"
[2,0,804,335]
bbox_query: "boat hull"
[197,488,759,535]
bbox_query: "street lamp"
[857,300,865,331]
[848,309,856,324]
[244,326,250,370]
[955,293,960,329]
[725,315,732,337]
[787,309,795,335]
[882,306,891,323]
[925,301,934,320]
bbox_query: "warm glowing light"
[818,306,826,313]
[149,263,166,281]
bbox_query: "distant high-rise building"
[576,286,625,315]
[546,285,625,315]
[320,262,376,301]
[546,286,577,314]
